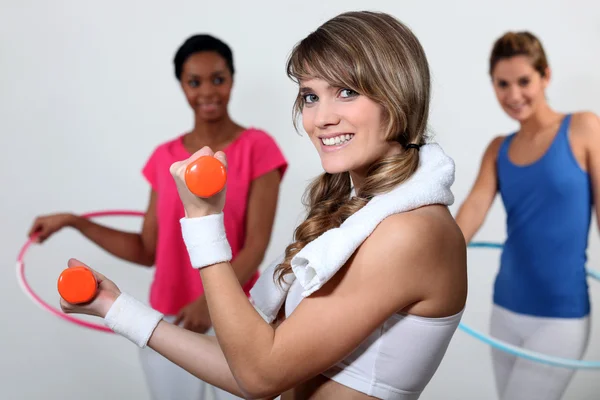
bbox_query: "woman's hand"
[169,146,228,218]
[28,213,77,243]
[59,258,121,318]
[174,296,212,333]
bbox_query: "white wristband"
[180,213,232,269]
[104,293,164,348]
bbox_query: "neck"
[518,103,562,136]
[188,115,239,148]
[350,142,404,192]
[349,172,363,192]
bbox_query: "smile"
[320,134,354,146]
[199,103,219,112]
[507,103,526,111]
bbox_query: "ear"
[542,67,551,88]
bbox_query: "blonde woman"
[61,11,467,400]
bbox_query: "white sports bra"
[284,279,463,400]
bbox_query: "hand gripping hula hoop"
[461,242,600,369]
[16,210,145,333]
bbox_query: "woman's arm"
[577,112,600,229]
[70,189,158,266]
[146,210,460,398]
[147,323,249,397]
[455,136,504,244]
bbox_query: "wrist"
[184,207,221,219]
[67,214,83,229]
[104,292,164,348]
[180,213,232,268]
[99,290,122,318]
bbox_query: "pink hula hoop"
[16,210,145,333]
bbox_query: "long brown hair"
[275,11,432,285]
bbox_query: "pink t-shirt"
[142,128,288,315]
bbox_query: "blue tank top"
[494,114,592,318]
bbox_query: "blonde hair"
[489,31,549,77]
[275,11,431,285]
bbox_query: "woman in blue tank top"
[456,31,600,400]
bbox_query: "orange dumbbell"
[57,266,98,304]
[184,156,227,198]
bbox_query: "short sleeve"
[142,146,162,191]
[250,131,288,181]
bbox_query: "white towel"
[249,252,291,323]
[250,143,455,324]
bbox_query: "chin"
[320,159,349,175]
[504,106,533,122]
[320,155,363,175]
[198,112,225,123]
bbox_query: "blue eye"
[303,94,318,104]
[340,88,358,98]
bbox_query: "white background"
[1,0,599,399]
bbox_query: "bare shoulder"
[354,205,467,317]
[481,135,506,163]
[571,111,600,137]
[489,135,507,150]
[568,112,600,157]
[373,205,465,252]
[571,111,600,126]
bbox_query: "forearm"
[200,263,279,397]
[147,321,247,397]
[71,216,154,266]
[190,244,266,321]
[178,212,280,395]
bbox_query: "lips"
[198,103,219,112]
[507,103,526,113]
[320,134,354,146]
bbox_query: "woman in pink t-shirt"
[29,34,287,399]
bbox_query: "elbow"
[142,251,156,267]
[239,388,275,400]
[239,384,281,400]
[141,257,155,267]
[138,247,155,267]
[235,367,283,400]
[136,235,156,267]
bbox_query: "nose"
[198,82,217,97]
[314,100,341,129]
[506,85,522,104]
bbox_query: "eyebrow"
[299,83,334,94]
[496,73,532,82]
[185,70,227,79]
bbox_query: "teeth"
[321,134,353,146]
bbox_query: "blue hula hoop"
[460,241,599,369]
